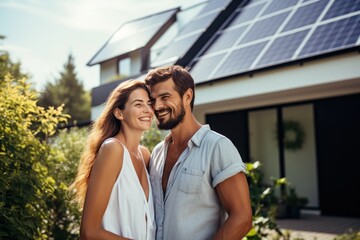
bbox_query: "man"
[145,65,252,240]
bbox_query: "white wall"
[129,51,141,75]
[283,104,319,207]
[194,52,360,116]
[100,59,117,84]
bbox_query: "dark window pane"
[240,12,289,44]
[262,0,299,16]
[300,15,360,57]
[190,53,227,84]
[257,30,309,67]
[213,42,267,78]
[323,0,360,20]
[283,0,328,32]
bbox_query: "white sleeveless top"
[102,138,156,240]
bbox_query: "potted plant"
[285,186,308,218]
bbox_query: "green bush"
[0,74,69,239]
[46,127,88,239]
[141,121,166,152]
[245,161,287,239]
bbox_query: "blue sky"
[0,0,202,91]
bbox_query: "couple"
[71,65,252,240]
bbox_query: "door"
[314,94,360,217]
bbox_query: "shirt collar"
[164,125,210,147]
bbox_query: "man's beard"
[156,104,186,130]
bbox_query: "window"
[118,57,131,77]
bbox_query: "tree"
[0,74,69,239]
[38,54,90,124]
[0,35,29,81]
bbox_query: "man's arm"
[213,172,252,240]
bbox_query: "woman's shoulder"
[97,138,125,164]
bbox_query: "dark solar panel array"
[151,0,232,67]
[299,14,360,57]
[88,8,178,66]
[189,0,360,84]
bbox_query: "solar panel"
[151,0,233,67]
[323,0,360,20]
[190,53,227,84]
[180,12,218,36]
[299,15,360,57]
[188,0,360,83]
[282,0,328,32]
[151,34,200,66]
[203,26,247,55]
[212,42,267,79]
[262,0,299,16]
[197,0,232,15]
[225,3,266,29]
[240,11,289,44]
[257,30,309,67]
[88,8,178,66]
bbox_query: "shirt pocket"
[178,168,204,194]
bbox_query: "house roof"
[151,0,238,67]
[90,0,360,108]
[87,7,180,66]
[188,0,360,84]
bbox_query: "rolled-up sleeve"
[211,137,247,188]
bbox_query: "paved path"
[275,214,360,240]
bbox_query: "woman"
[71,79,155,240]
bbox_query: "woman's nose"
[145,103,154,114]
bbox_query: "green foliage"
[0,74,69,239]
[0,35,29,82]
[141,121,166,152]
[38,53,90,124]
[334,230,360,240]
[245,161,287,240]
[285,186,308,208]
[46,127,88,239]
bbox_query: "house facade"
[88,0,360,218]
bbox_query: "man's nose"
[153,100,163,111]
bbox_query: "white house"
[88,0,360,218]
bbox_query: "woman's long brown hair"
[69,79,150,207]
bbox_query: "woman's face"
[120,88,154,131]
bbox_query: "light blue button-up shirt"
[149,125,246,240]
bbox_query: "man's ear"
[113,108,123,120]
[183,88,193,107]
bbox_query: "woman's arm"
[80,139,131,240]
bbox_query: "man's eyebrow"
[158,92,171,97]
[150,91,171,99]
